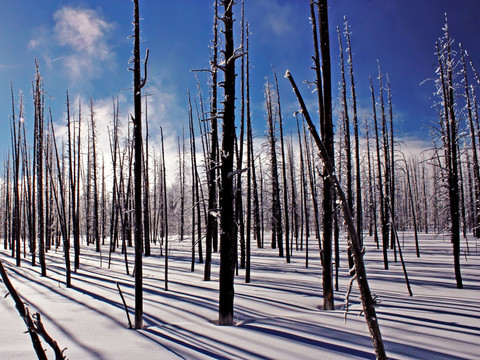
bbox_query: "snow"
[1,232,479,359]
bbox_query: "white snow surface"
[1,232,479,359]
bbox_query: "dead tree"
[0,259,66,359]
[461,45,480,237]
[89,99,100,253]
[48,111,71,288]
[286,68,387,360]
[218,0,237,326]
[131,0,149,329]
[273,67,290,262]
[161,128,169,290]
[316,0,335,311]
[34,60,45,274]
[10,84,22,266]
[370,76,388,270]
[143,94,151,256]
[245,20,252,282]
[66,93,80,271]
[434,19,463,288]
[337,25,354,271]
[265,80,283,257]
[345,19,363,245]
[204,0,219,281]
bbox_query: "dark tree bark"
[245,20,252,283]
[265,81,283,257]
[273,67,290,263]
[33,61,46,276]
[317,0,335,311]
[10,84,21,266]
[378,64,392,263]
[132,0,148,329]
[219,0,237,326]
[90,99,100,253]
[435,24,463,288]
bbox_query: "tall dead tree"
[90,99,100,253]
[204,0,219,281]
[49,111,71,288]
[10,85,22,267]
[273,67,290,262]
[34,61,47,276]
[286,68,387,360]
[316,0,335,311]
[218,0,237,326]
[245,20,252,282]
[461,46,480,238]
[371,76,388,269]
[337,25,354,271]
[345,19,362,245]
[434,18,462,288]
[265,80,283,257]
[143,94,151,256]
[131,0,148,329]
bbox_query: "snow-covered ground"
[1,232,479,359]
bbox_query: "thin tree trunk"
[286,69,387,360]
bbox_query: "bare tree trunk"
[265,81,283,257]
[90,99,100,253]
[245,20,252,283]
[371,76,388,270]
[317,0,334,311]
[286,68,387,360]
[273,67,290,262]
[161,128,169,291]
[48,112,71,288]
[461,46,480,238]
[337,26,354,272]
[218,0,236,326]
[143,94,151,256]
[436,26,463,288]
[132,0,148,329]
[204,0,219,281]
[296,117,310,265]
[345,19,363,246]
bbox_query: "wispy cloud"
[29,6,114,81]
[252,0,295,38]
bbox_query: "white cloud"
[54,7,111,59]
[30,6,114,81]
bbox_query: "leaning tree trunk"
[286,68,387,360]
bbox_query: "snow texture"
[0,232,479,359]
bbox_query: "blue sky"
[1,0,479,158]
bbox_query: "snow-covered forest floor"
[1,232,479,359]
